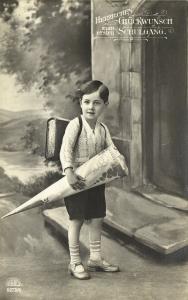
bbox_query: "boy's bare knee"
[93,217,104,222]
[89,217,104,227]
[69,219,84,227]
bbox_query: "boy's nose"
[88,102,94,109]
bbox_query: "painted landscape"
[0,109,47,153]
[0,108,62,196]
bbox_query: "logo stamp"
[6,277,23,294]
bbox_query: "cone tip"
[1,212,12,220]
[1,215,8,220]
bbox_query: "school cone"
[1,145,128,220]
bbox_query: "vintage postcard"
[0,0,188,299]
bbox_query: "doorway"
[144,2,188,196]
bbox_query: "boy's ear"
[105,101,109,106]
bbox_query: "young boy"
[60,80,119,280]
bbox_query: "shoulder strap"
[100,122,106,139]
[74,115,82,147]
[78,115,82,136]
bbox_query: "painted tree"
[0,0,91,118]
[20,122,40,154]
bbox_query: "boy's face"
[80,90,108,122]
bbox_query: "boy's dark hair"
[77,80,109,103]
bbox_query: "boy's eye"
[82,99,102,105]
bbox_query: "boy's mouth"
[87,111,95,115]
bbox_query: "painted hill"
[0,109,48,124]
[0,109,50,154]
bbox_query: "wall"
[92,0,143,189]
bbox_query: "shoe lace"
[73,263,85,272]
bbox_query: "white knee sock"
[89,240,102,261]
[69,244,81,265]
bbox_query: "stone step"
[104,187,188,254]
[43,184,188,254]
[135,189,188,211]
[135,218,188,254]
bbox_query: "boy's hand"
[65,168,86,190]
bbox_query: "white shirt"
[60,115,114,172]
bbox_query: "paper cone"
[1,145,128,219]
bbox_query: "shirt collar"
[81,115,100,134]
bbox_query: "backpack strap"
[74,115,83,147]
[100,122,106,140]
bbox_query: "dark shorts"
[64,184,106,220]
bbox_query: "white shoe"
[68,262,91,280]
[87,259,119,272]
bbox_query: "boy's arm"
[59,118,80,172]
[64,167,86,190]
[102,124,116,148]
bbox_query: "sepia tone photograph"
[0,0,188,299]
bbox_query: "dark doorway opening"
[144,2,188,197]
